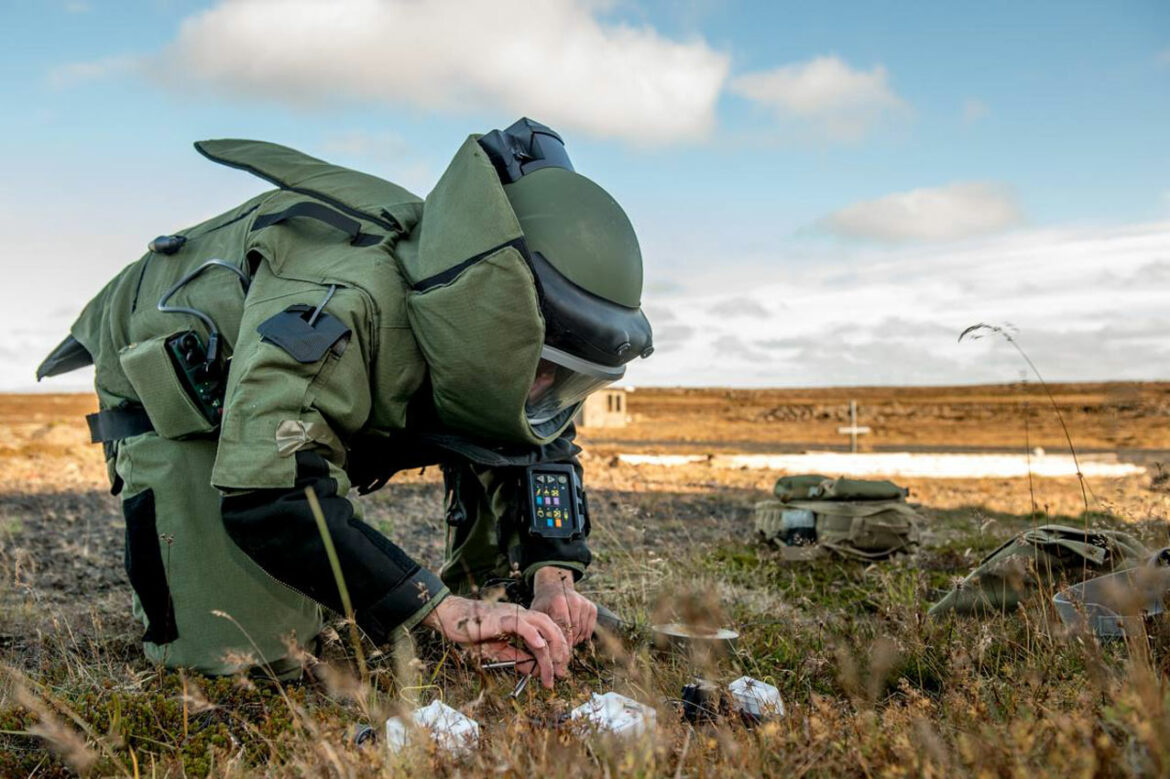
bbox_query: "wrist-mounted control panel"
[523,463,585,539]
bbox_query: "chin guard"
[523,463,585,539]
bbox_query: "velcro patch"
[257,305,351,364]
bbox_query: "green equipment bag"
[928,524,1150,617]
[772,473,908,502]
[755,474,919,561]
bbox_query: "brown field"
[2,387,1170,776]
[584,382,1170,454]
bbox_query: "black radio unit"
[165,330,225,425]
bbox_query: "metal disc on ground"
[652,623,739,655]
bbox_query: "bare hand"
[529,566,598,646]
[421,595,570,688]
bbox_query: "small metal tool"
[509,670,533,699]
[481,660,518,670]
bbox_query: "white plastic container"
[570,692,657,737]
[385,700,480,756]
[728,676,784,719]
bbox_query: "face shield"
[525,345,626,427]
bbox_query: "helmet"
[405,118,653,445]
[480,119,654,437]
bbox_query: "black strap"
[86,406,154,443]
[348,427,582,495]
[251,201,383,247]
[412,238,526,291]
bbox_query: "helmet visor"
[526,345,625,426]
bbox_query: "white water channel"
[616,451,1146,479]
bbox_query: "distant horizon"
[10,376,1170,398]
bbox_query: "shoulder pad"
[195,139,423,236]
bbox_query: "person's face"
[528,358,558,403]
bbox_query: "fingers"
[517,610,570,687]
[574,598,598,646]
[452,601,577,689]
[547,600,574,644]
[562,596,582,645]
[473,640,530,663]
[527,610,571,675]
[550,591,596,646]
[508,614,556,688]
[474,641,537,674]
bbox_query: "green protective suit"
[45,130,628,675]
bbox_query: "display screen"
[532,472,571,530]
[525,464,582,539]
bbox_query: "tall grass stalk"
[305,486,369,684]
[960,323,1091,514]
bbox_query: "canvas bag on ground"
[928,524,1149,617]
[755,474,919,561]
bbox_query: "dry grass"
[1,392,1170,776]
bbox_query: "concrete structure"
[576,388,629,428]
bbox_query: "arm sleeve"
[221,451,447,644]
[213,281,446,644]
[472,457,593,582]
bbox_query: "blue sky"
[2,0,1168,390]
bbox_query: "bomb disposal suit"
[38,119,653,678]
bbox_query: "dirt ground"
[590,382,1170,454]
[2,389,1170,776]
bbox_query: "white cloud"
[627,220,1170,387]
[962,98,989,124]
[320,130,411,159]
[120,0,729,145]
[730,55,905,142]
[8,188,1170,390]
[47,55,136,88]
[819,181,1024,244]
[319,130,435,193]
[708,297,772,318]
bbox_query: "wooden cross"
[837,400,871,454]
